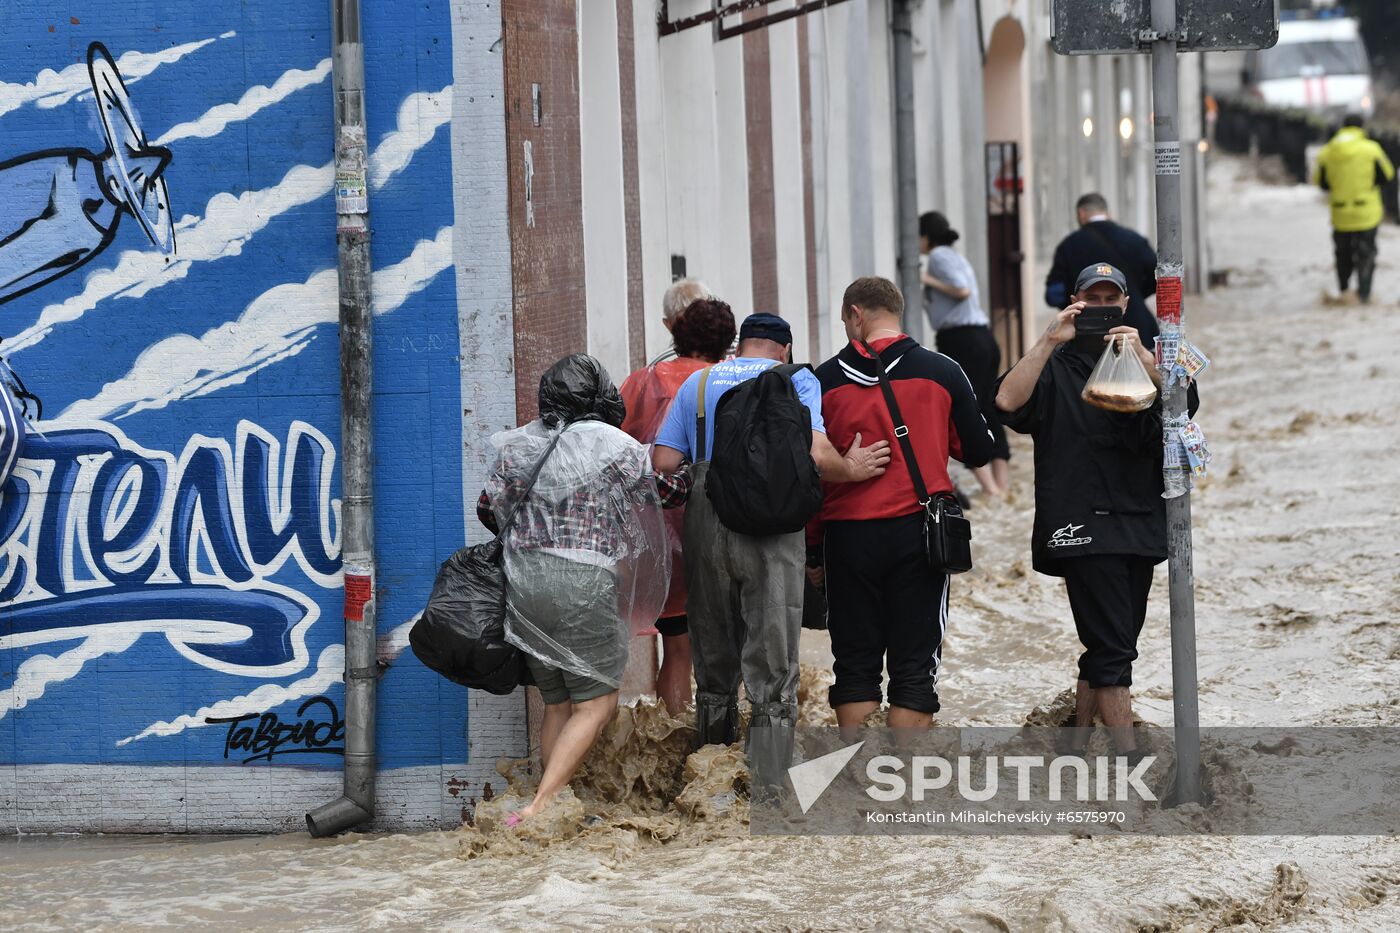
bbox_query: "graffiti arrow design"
[2,583,310,671]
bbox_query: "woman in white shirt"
[919,211,1011,496]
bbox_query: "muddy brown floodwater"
[3,156,1399,931]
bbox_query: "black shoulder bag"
[859,341,972,575]
[410,427,567,693]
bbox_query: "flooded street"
[4,156,1399,930]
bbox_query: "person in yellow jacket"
[1315,115,1396,304]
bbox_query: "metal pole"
[307,0,379,837]
[1149,0,1202,805]
[891,0,922,324]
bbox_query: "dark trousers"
[824,512,948,714]
[682,463,802,788]
[1062,555,1155,688]
[1333,227,1379,299]
[935,325,1011,461]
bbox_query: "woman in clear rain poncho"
[476,354,686,825]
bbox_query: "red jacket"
[810,335,993,541]
[619,357,708,619]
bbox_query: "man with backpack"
[652,312,890,789]
[808,277,994,733]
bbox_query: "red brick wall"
[743,20,778,316]
[797,20,821,359]
[616,0,646,370]
[502,0,587,422]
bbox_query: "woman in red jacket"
[618,298,736,715]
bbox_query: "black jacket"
[996,347,1199,576]
[1046,220,1159,347]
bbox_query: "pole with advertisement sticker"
[1051,0,1277,805]
[1147,0,1202,807]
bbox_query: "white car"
[1242,16,1373,119]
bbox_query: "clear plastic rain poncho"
[485,355,671,688]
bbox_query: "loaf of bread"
[1082,382,1157,413]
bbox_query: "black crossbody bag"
[860,341,972,575]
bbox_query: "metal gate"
[985,141,1024,364]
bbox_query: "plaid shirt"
[477,464,690,547]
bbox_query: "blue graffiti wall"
[0,5,465,781]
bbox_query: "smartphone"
[1072,306,1124,353]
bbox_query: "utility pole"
[307,0,379,837]
[891,0,922,324]
[1147,0,1202,806]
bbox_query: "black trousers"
[1061,555,1155,688]
[1333,227,1379,298]
[935,325,1011,461]
[824,512,948,714]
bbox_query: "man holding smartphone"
[995,263,1197,763]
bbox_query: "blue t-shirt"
[654,358,826,461]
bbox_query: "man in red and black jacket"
[808,276,994,730]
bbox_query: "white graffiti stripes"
[115,644,345,746]
[1,632,141,721]
[153,58,333,146]
[0,33,235,120]
[118,616,419,745]
[61,227,453,421]
[6,86,452,355]
[370,86,453,188]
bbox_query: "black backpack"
[700,363,823,536]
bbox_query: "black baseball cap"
[1075,262,1128,295]
[738,312,792,346]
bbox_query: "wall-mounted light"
[1083,117,1094,138]
[1197,139,1210,153]
[1119,116,1134,141]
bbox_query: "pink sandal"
[504,812,523,828]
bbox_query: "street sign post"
[1052,0,1278,55]
[1050,0,1277,805]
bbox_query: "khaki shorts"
[506,550,626,705]
[525,655,617,705]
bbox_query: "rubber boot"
[695,692,739,749]
[747,702,798,798]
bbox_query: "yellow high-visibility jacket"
[1314,127,1396,233]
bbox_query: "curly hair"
[671,297,736,362]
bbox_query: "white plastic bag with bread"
[1081,333,1158,413]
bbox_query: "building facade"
[1,0,1205,833]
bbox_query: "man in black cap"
[654,312,889,783]
[995,263,1197,762]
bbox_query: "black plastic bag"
[412,419,570,693]
[538,353,625,429]
[410,539,530,694]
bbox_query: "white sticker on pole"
[1155,142,1181,177]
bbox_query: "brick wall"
[451,0,530,820]
[744,20,779,316]
[616,0,647,371]
[502,0,588,422]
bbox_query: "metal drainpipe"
[891,0,922,321]
[307,0,378,838]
